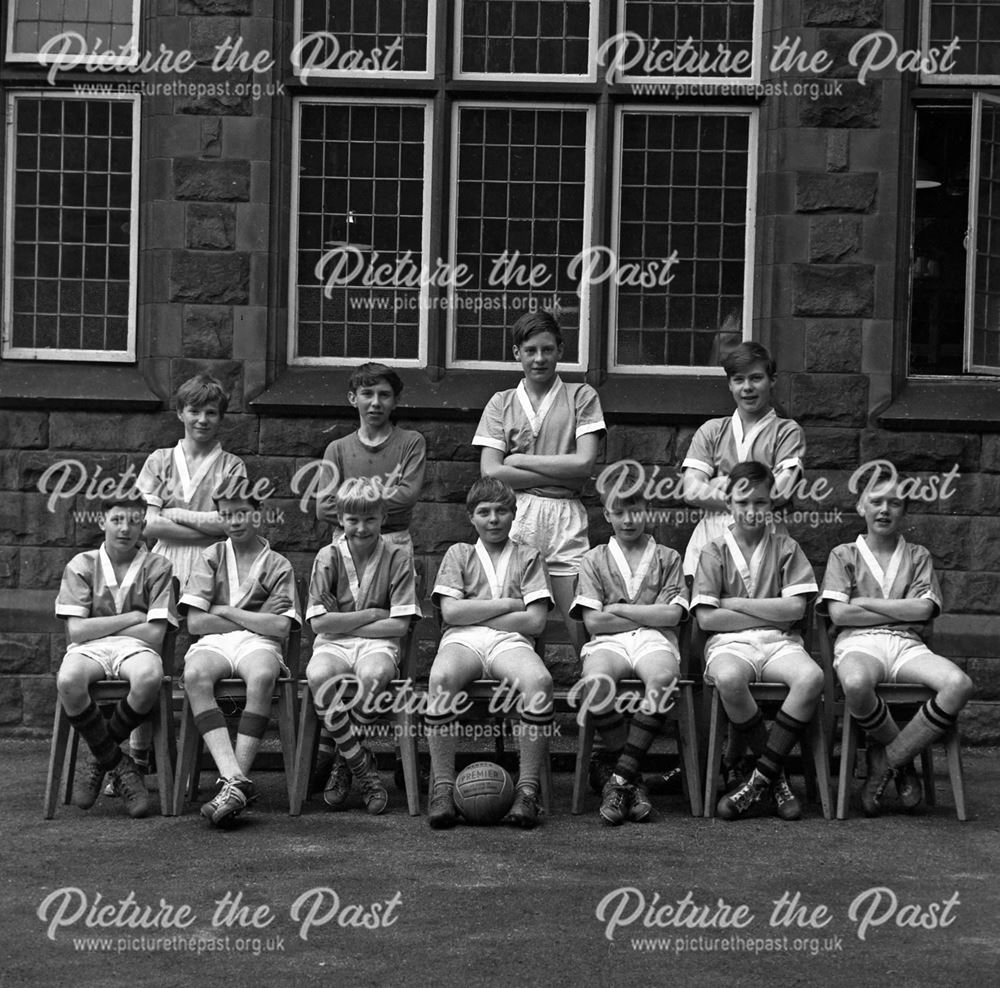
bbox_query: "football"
[453,761,515,825]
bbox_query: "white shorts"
[833,629,936,683]
[581,628,681,672]
[511,492,589,578]
[309,635,400,672]
[439,626,538,678]
[187,630,288,678]
[62,636,161,679]
[704,628,809,682]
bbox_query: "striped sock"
[425,711,460,787]
[756,708,809,783]
[318,707,367,774]
[731,707,767,759]
[316,727,337,760]
[107,698,146,744]
[592,709,626,756]
[614,710,666,784]
[67,701,121,770]
[855,696,900,748]
[885,699,957,768]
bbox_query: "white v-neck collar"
[474,539,514,599]
[337,536,385,608]
[608,536,656,603]
[224,538,270,607]
[515,377,564,438]
[855,535,905,598]
[723,527,768,597]
[173,440,223,502]
[98,544,147,614]
[731,408,776,462]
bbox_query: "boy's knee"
[129,665,163,700]
[945,669,974,705]
[796,663,824,698]
[710,664,750,699]
[244,667,278,696]
[56,666,87,700]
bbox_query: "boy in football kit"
[692,461,823,821]
[306,479,422,814]
[313,362,427,789]
[819,469,972,815]
[180,486,300,827]
[473,311,605,654]
[425,479,555,830]
[570,489,689,825]
[681,342,804,578]
[55,496,178,818]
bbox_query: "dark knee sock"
[885,699,957,768]
[67,701,121,770]
[615,710,667,783]
[756,709,809,782]
[730,707,767,760]
[855,696,900,748]
[107,698,147,744]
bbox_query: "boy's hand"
[264,594,293,615]
[500,598,524,613]
[320,591,339,612]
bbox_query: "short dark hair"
[348,362,404,397]
[211,476,260,510]
[466,477,516,514]
[175,373,230,415]
[726,460,774,496]
[721,341,776,379]
[100,493,146,516]
[511,311,562,348]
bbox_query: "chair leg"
[676,685,703,817]
[806,712,832,819]
[396,683,421,816]
[943,731,967,821]
[703,689,724,818]
[837,713,857,820]
[44,705,72,820]
[571,716,595,814]
[62,728,80,805]
[921,747,937,807]
[540,746,553,814]
[152,683,175,817]
[276,681,298,810]
[172,695,201,815]
[290,689,320,816]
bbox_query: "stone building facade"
[1,0,998,740]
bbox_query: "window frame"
[4,0,141,68]
[607,102,757,377]
[919,0,1000,86]
[1,88,141,364]
[291,0,438,82]
[444,98,595,373]
[286,94,436,370]
[452,0,601,83]
[612,0,763,86]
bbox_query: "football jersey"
[818,536,942,639]
[472,377,606,497]
[570,537,689,623]
[682,409,804,482]
[315,428,426,534]
[691,527,817,631]
[306,537,422,640]
[56,545,178,642]
[432,540,553,631]
[137,442,247,513]
[179,538,300,628]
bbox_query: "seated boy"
[179,485,300,827]
[425,478,554,830]
[306,479,422,814]
[692,461,822,821]
[819,467,972,815]
[55,495,177,818]
[570,489,688,825]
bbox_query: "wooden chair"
[701,611,833,819]
[814,610,967,821]
[43,606,179,820]
[171,600,303,816]
[569,620,703,816]
[289,619,425,816]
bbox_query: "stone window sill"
[0,363,161,410]
[878,379,1000,431]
